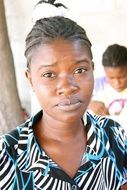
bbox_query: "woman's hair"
[35,0,67,9]
[25,16,92,68]
[102,44,127,67]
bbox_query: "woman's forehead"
[31,38,92,61]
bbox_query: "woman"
[0,1,127,189]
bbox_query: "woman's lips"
[57,99,82,112]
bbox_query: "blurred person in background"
[88,44,127,133]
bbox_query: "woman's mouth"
[57,99,82,112]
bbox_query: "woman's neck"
[34,114,85,143]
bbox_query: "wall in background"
[4,0,127,113]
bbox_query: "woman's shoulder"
[86,111,127,156]
[87,111,125,136]
[0,112,41,153]
[0,122,27,153]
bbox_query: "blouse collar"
[16,111,104,174]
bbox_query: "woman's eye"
[74,68,87,74]
[43,72,55,78]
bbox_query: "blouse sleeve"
[0,135,15,189]
[122,134,127,185]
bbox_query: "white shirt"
[91,76,127,132]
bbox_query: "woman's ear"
[91,61,94,70]
[25,68,33,87]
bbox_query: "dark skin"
[35,117,87,178]
[122,184,127,190]
[25,38,127,188]
[26,38,94,178]
[88,100,109,115]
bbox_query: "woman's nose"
[56,75,79,96]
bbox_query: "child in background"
[89,44,127,132]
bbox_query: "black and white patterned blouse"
[0,111,127,190]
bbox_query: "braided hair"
[102,44,127,67]
[35,0,67,9]
[25,16,92,68]
[25,1,92,68]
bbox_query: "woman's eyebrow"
[38,62,57,70]
[75,58,90,64]
[37,59,90,71]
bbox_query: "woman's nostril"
[57,82,79,96]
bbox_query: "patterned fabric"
[0,111,127,190]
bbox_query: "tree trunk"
[0,0,24,134]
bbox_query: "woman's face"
[26,39,94,123]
